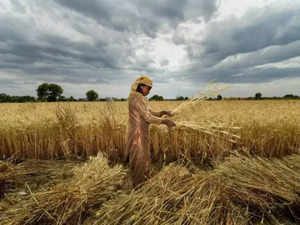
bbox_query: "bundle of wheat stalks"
[150,121,240,164]
[0,161,38,198]
[2,154,127,225]
[94,153,300,225]
[159,82,238,154]
[172,98,240,140]
[150,87,241,163]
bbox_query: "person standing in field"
[125,75,176,187]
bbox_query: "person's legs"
[129,143,151,187]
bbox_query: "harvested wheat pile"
[0,161,39,198]
[0,159,79,201]
[0,161,13,197]
[2,154,127,225]
[94,154,300,225]
[182,153,300,225]
[94,163,195,225]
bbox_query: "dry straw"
[0,161,13,197]
[171,80,231,117]
[94,153,300,225]
[150,81,300,163]
[150,81,240,163]
[0,161,38,198]
[170,81,236,140]
[2,154,127,225]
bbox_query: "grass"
[0,100,299,224]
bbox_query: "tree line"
[0,83,102,103]
[0,83,299,103]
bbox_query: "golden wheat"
[94,154,300,225]
[0,100,299,163]
[1,154,127,225]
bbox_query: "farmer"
[125,75,176,187]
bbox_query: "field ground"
[0,100,300,225]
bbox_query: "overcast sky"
[0,0,300,99]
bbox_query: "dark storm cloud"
[229,67,300,83]
[0,0,218,91]
[0,17,134,84]
[0,1,188,84]
[174,5,300,84]
[184,7,300,65]
[218,40,300,71]
[0,17,31,43]
[53,0,218,37]
[183,63,300,84]
[1,0,299,98]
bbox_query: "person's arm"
[149,108,163,117]
[135,97,162,124]
[135,96,176,127]
[150,109,174,117]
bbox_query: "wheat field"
[0,100,300,225]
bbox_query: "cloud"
[0,3,137,83]
[0,0,299,98]
[181,6,300,64]
[171,3,300,85]
[53,0,218,37]
[0,0,218,87]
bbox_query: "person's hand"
[162,119,176,128]
[161,111,174,117]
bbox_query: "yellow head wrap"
[130,75,152,93]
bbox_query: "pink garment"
[125,90,162,186]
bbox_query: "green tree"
[36,83,63,102]
[17,96,36,102]
[0,93,9,102]
[58,95,67,101]
[36,83,49,101]
[149,94,164,101]
[217,94,222,100]
[283,94,299,99]
[255,92,262,100]
[69,96,76,101]
[86,90,99,101]
[47,83,63,102]
[176,96,185,101]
